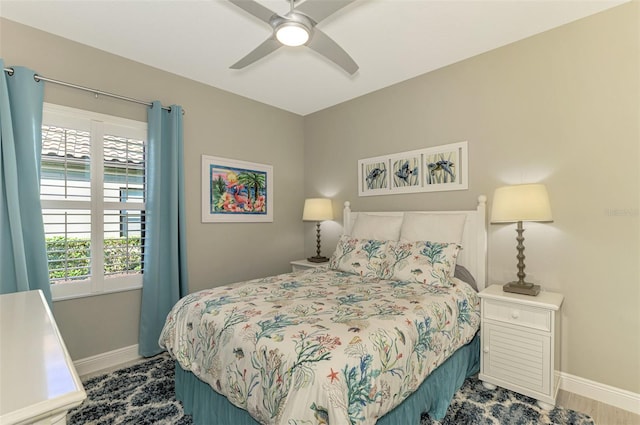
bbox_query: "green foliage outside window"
[46,236,142,282]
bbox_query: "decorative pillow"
[329,235,390,278]
[399,213,466,244]
[351,214,403,241]
[387,240,461,287]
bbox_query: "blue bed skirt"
[175,333,479,424]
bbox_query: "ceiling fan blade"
[307,28,358,75]
[230,37,282,69]
[228,0,276,24]
[295,0,355,23]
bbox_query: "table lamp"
[303,198,333,263]
[491,184,553,296]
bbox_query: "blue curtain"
[0,61,52,306]
[139,101,189,357]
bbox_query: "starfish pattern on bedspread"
[67,353,594,425]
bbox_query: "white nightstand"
[290,259,328,272]
[478,284,564,409]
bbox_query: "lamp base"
[307,256,330,263]
[503,281,540,296]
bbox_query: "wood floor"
[557,390,640,425]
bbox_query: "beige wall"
[1,19,306,360]
[304,3,639,393]
[2,2,638,395]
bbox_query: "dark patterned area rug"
[68,353,595,425]
[422,378,595,425]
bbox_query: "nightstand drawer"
[483,299,551,331]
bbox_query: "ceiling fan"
[228,0,359,75]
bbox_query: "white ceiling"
[1,0,626,116]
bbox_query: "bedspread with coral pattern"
[159,267,480,425]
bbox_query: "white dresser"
[478,284,564,409]
[0,290,86,425]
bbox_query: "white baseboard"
[560,372,640,415]
[73,344,141,377]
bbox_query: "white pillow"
[350,214,403,241]
[399,213,466,244]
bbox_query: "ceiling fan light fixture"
[275,22,309,47]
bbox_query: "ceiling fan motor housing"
[228,0,358,74]
[271,13,314,46]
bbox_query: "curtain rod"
[3,67,183,114]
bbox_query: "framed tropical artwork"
[201,155,273,222]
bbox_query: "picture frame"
[358,154,390,196]
[202,155,273,223]
[357,141,468,197]
[389,150,423,194]
[421,141,468,192]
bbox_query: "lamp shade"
[491,184,553,223]
[303,198,333,221]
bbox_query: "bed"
[160,196,487,424]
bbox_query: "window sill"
[51,279,143,302]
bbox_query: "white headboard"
[342,196,488,291]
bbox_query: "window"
[40,104,147,300]
[119,187,143,237]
